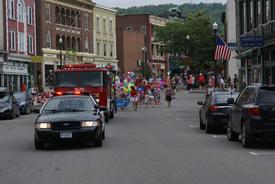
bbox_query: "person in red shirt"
[197,73,206,90]
[130,86,138,111]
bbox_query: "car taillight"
[56,91,62,96]
[247,106,261,116]
[209,105,219,112]
[75,91,81,95]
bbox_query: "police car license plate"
[60,132,72,138]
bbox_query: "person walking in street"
[233,74,238,90]
[130,86,139,111]
[197,73,206,91]
[164,85,173,108]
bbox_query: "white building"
[225,0,240,82]
[93,4,118,70]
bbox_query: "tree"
[155,11,215,70]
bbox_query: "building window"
[103,18,107,33]
[110,44,113,57]
[27,6,33,25]
[27,35,33,54]
[140,25,147,34]
[126,26,133,31]
[96,42,100,55]
[96,17,100,32]
[45,31,51,48]
[243,2,247,33]
[45,3,51,22]
[109,20,113,33]
[18,32,25,52]
[103,43,107,56]
[8,0,15,19]
[85,37,89,52]
[18,2,24,22]
[257,0,262,24]
[9,31,16,51]
[250,1,254,29]
[266,0,271,22]
[84,13,89,30]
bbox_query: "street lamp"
[59,37,63,68]
[141,47,147,78]
[186,35,190,56]
[213,22,218,88]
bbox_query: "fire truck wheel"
[104,114,109,123]
[109,110,114,119]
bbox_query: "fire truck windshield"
[55,71,102,87]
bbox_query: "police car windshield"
[42,97,95,114]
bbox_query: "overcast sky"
[94,0,227,8]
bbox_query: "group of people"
[114,73,176,110]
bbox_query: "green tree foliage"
[155,11,215,70]
[115,3,225,33]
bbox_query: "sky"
[94,0,227,8]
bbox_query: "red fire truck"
[54,64,115,122]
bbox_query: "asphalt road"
[1,92,275,184]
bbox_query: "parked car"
[198,91,239,133]
[227,84,275,148]
[0,87,8,98]
[0,94,20,119]
[14,92,34,114]
[34,95,105,150]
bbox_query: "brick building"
[1,0,36,92]
[236,0,275,86]
[35,0,95,90]
[117,29,145,74]
[116,14,169,76]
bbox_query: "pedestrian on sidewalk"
[130,86,139,111]
[164,85,173,108]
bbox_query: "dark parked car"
[0,94,20,119]
[198,91,239,133]
[34,95,105,150]
[14,92,34,114]
[227,85,275,148]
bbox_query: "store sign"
[3,65,28,74]
[241,36,264,48]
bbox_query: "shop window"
[271,51,275,61]
[264,51,270,61]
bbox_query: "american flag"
[214,35,231,61]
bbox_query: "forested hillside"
[115,3,225,31]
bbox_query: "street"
[1,92,275,184]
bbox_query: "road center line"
[212,135,226,138]
[249,152,275,156]
[189,125,199,128]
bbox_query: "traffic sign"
[241,36,264,48]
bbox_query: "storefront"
[0,60,29,92]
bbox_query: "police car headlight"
[36,123,51,129]
[81,121,99,127]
